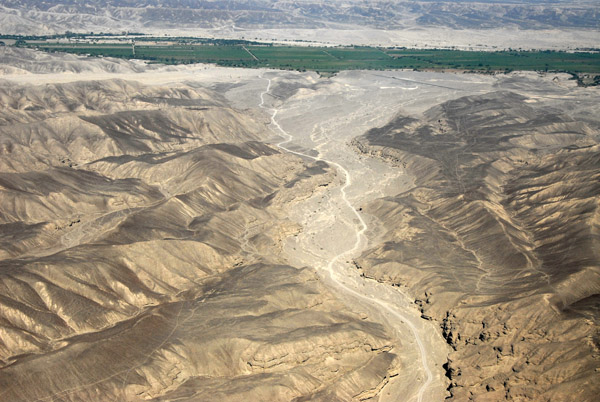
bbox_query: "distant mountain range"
[0,0,598,35]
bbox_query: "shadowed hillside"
[353,91,600,401]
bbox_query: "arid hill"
[1,47,598,401]
[0,78,399,401]
[353,91,600,401]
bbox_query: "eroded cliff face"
[352,91,600,401]
[0,79,399,400]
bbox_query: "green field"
[21,41,600,76]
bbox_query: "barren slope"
[0,77,400,400]
[353,90,600,401]
[1,0,598,34]
[1,49,598,401]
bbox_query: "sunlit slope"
[353,91,599,401]
[0,79,398,400]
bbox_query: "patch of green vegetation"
[18,38,600,75]
[137,45,253,64]
[384,49,600,73]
